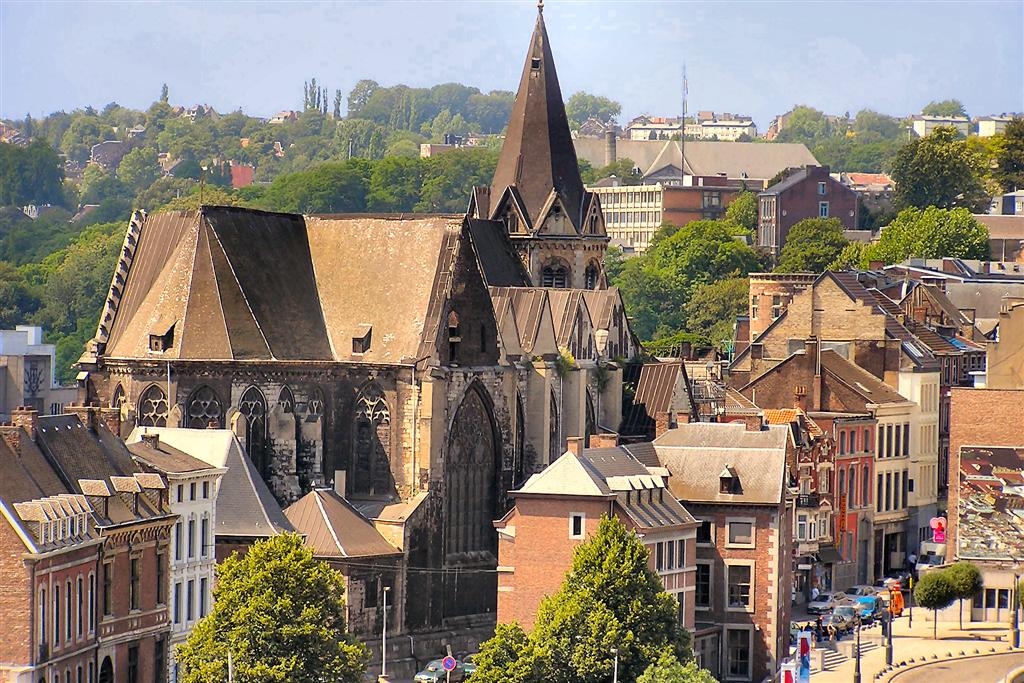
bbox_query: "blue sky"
[1,1,1021,128]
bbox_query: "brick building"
[0,407,177,683]
[494,437,698,632]
[653,421,792,682]
[757,166,858,258]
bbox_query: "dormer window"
[719,465,741,494]
[531,57,541,70]
[352,324,372,355]
[149,321,175,353]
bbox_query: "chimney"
[12,406,38,440]
[744,414,765,432]
[654,412,672,438]
[566,436,585,457]
[604,130,617,167]
[869,260,884,271]
[589,432,619,449]
[334,470,347,496]
[99,407,121,437]
[794,386,807,411]
[66,404,99,433]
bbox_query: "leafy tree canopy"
[565,92,622,129]
[891,126,989,211]
[994,117,1024,192]
[945,561,984,630]
[775,217,850,273]
[725,191,758,233]
[683,277,748,350]
[913,570,957,639]
[0,140,66,207]
[921,99,968,118]
[637,650,718,683]
[863,206,988,265]
[473,516,693,683]
[176,533,367,683]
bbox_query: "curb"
[874,645,1019,682]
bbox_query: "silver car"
[807,591,851,614]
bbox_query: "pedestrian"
[827,622,837,642]
[811,585,820,601]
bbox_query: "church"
[77,4,638,638]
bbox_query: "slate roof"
[125,427,293,539]
[465,218,532,288]
[127,436,221,474]
[818,350,911,405]
[490,286,559,355]
[516,446,695,531]
[489,8,587,231]
[653,422,789,505]
[284,489,401,559]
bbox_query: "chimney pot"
[566,436,584,457]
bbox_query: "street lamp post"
[853,616,862,683]
[884,608,893,667]
[381,586,390,680]
[1012,573,1020,649]
[611,648,619,683]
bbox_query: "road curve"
[890,651,1024,683]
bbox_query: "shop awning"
[817,544,843,564]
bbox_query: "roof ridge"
[314,490,345,556]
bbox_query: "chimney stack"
[566,436,585,457]
[794,386,807,411]
[12,406,39,440]
[604,130,617,167]
[589,432,620,449]
[334,470,347,497]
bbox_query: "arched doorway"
[98,656,113,683]
[444,383,500,620]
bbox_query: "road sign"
[442,656,457,672]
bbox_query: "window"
[726,628,752,679]
[199,577,208,618]
[202,481,209,499]
[584,263,600,290]
[40,586,46,645]
[174,522,182,562]
[656,542,665,571]
[189,483,196,501]
[864,427,872,453]
[155,638,166,683]
[127,644,138,683]
[894,424,902,456]
[65,581,71,641]
[201,517,209,558]
[677,539,685,568]
[88,662,94,683]
[77,577,83,637]
[186,385,223,429]
[569,513,585,539]
[173,583,182,624]
[863,465,871,506]
[187,519,196,559]
[771,294,783,319]
[818,181,827,195]
[750,295,759,319]
[727,520,754,548]
[819,201,829,218]
[88,574,95,631]
[903,422,910,455]
[176,485,183,503]
[186,580,195,622]
[848,467,857,506]
[102,563,112,616]
[696,519,714,545]
[156,552,166,605]
[138,385,169,427]
[839,431,846,454]
[885,472,893,511]
[695,563,711,609]
[797,514,807,541]
[54,587,60,644]
[902,471,910,509]
[541,262,569,288]
[726,564,752,609]
[838,469,845,499]
[129,557,140,611]
[876,473,883,513]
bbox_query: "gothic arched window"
[238,387,268,477]
[584,262,600,290]
[186,386,223,429]
[541,260,570,288]
[110,384,125,409]
[309,386,325,417]
[549,391,560,462]
[585,392,597,447]
[138,385,168,427]
[278,386,294,413]
[351,383,392,496]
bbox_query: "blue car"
[855,595,884,623]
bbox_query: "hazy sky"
[1,0,1022,128]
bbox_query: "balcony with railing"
[796,493,820,508]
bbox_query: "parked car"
[833,605,858,623]
[807,591,851,614]
[855,596,885,623]
[847,584,878,597]
[414,660,466,683]
[822,611,855,635]
[463,654,477,679]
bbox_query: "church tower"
[476,3,608,290]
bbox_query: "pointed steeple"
[490,6,586,231]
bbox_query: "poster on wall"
[797,631,812,683]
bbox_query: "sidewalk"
[807,612,1017,683]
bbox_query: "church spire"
[489,5,586,231]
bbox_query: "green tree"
[60,114,108,164]
[914,570,957,639]
[827,241,866,270]
[117,147,162,193]
[775,105,839,146]
[853,109,903,140]
[994,117,1024,192]
[258,161,369,214]
[176,533,367,683]
[347,79,381,118]
[416,148,498,213]
[367,156,422,212]
[636,650,717,683]
[565,92,621,128]
[775,218,850,273]
[890,127,989,211]
[0,260,39,327]
[683,277,748,350]
[725,191,758,233]
[470,623,547,683]
[863,207,989,265]
[615,220,759,340]
[604,245,627,283]
[921,99,968,118]
[945,562,984,631]
[0,140,66,207]
[160,83,169,103]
